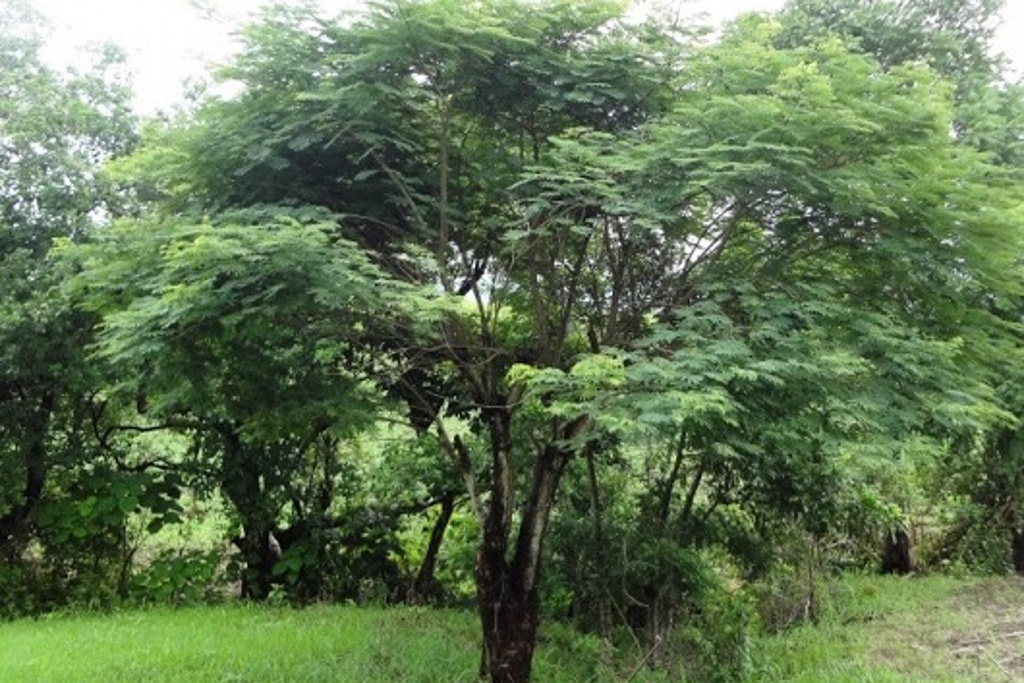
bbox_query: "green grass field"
[2,575,1022,683]
[0,606,483,683]
[0,604,613,683]
[752,574,1024,683]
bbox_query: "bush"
[664,585,756,683]
[129,548,226,605]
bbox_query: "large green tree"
[109,3,685,678]
[98,2,1022,681]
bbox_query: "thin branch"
[370,149,431,237]
[679,461,705,531]
[555,232,592,359]
[397,373,485,527]
[986,652,1017,682]
[656,430,688,527]
[437,95,453,291]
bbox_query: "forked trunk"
[474,415,585,683]
[238,523,278,600]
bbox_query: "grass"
[0,603,615,683]
[752,573,1024,683]
[0,605,482,683]
[3,574,1024,683]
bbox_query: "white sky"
[30,0,1024,114]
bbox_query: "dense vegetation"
[2,0,1024,681]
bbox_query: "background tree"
[521,12,1018,667]
[68,205,442,599]
[774,0,1024,570]
[0,0,139,611]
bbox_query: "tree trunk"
[880,527,913,575]
[999,506,1024,575]
[475,413,582,683]
[0,391,54,558]
[1011,528,1024,574]
[477,551,542,683]
[411,491,455,603]
[585,450,613,647]
[219,424,279,600]
[238,522,278,600]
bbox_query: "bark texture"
[475,412,581,683]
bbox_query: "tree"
[774,0,1024,570]
[102,2,1021,681]
[0,0,136,596]
[68,205,440,599]
[109,2,684,677]
[774,0,1024,167]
